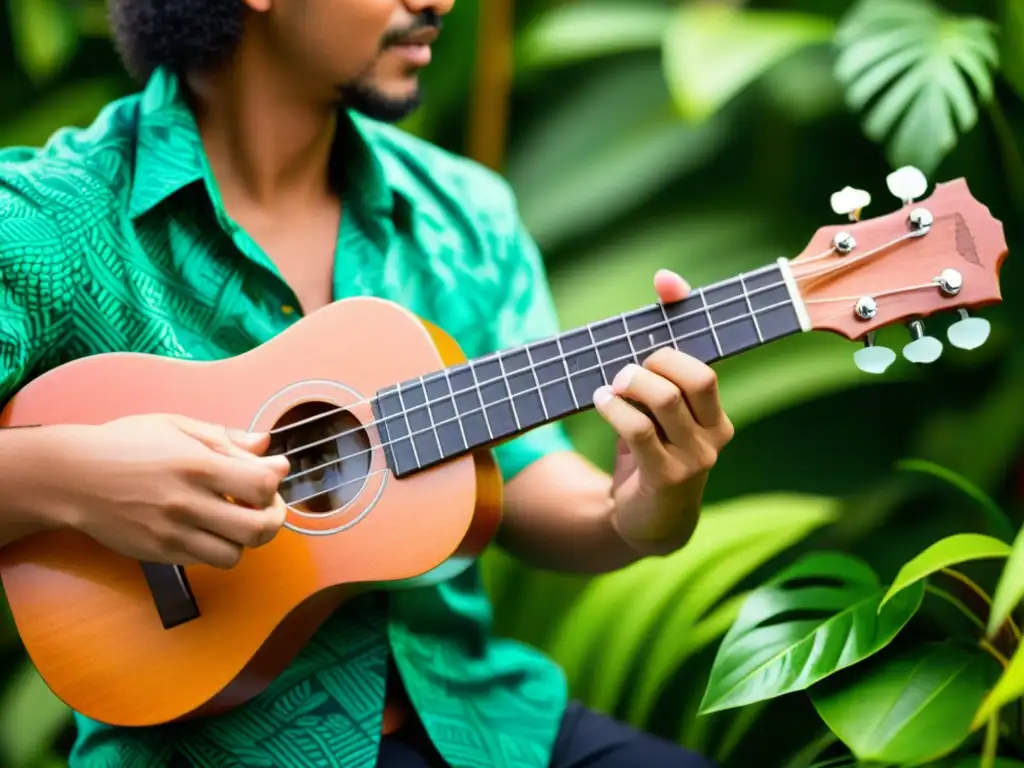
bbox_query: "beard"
[338,76,422,124]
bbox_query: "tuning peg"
[886,166,928,206]
[854,332,897,375]
[830,186,871,221]
[902,320,943,364]
[947,309,991,351]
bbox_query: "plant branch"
[783,729,839,768]
[926,584,986,631]
[982,711,1001,768]
[981,637,1010,668]
[467,0,513,170]
[942,568,1022,641]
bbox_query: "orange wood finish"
[792,179,1009,340]
[0,298,504,727]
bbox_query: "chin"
[340,79,423,124]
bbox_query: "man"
[0,0,733,766]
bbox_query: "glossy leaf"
[879,533,1011,609]
[834,0,999,174]
[518,2,668,70]
[663,4,834,122]
[975,621,1024,727]
[897,460,1015,544]
[547,493,838,708]
[950,760,1024,768]
[1002,0,1024,101]
[989,521,1024,637]
[699,551,924,714]
[811,642,998,765]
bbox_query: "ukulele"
[0,169,1008,728]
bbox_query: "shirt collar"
[128,67,407,224]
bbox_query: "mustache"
[381,10,443,47]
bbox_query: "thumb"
[654,269,690,304]
[225,429,272,456]
[169,415,270,458]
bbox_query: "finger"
[611,363,697,448]
[172,529,245,570]
[185,496,286,550]
[593,386,673,478]
[643,348,725,430]
[197,452,287,509]
[654,269,690,304]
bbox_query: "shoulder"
[354,116,521,235]
[0,92,140,232]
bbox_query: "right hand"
[50,414,290,569]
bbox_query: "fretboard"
[372,262,804,478]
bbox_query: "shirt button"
[281,304,295,316]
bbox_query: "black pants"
[378,701,717,768]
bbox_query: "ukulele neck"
[373,259,809,478]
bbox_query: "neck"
[187,50,339,208]
[373,260,809,479]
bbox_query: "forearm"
[0,426,73,548]
[497,452,699,574]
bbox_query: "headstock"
[789,167,1009,375]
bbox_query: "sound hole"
[268,401,371,514]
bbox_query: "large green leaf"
[811,642,998,765]
[546,493,838,708]
[699,551,925,714]
[0,662,71,767]
[834,0,999,174]
[518,2,668,71]
[879,533,1011,609]
[987,522,1024,638]
[1002,0,1024,102]
[663,4,834,122]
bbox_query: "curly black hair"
[107,0,246,81]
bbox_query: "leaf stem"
[942,568,1022,641]
[981,637,1010,668]
[926,584,986,630]
[982,711,1001,768]
[783,730,839,768]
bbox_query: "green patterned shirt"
[0,68,573,768]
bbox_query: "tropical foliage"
[0,0,1022,766]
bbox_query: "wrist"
[0,424,92,532]
[610,493,701,557]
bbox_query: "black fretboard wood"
[376,263,803,478]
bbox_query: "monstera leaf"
[834,0,999,174]
[811,642,999,766]
[699,552,924,714]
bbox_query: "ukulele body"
[0,297,504,727]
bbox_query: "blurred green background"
[0,0,1022,766]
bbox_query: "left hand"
[592,269,735,555]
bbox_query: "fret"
[554,335,580,410]
[703,278,760,357]
[523,345,550,422]
[495,353,522,432]
[394,385,421,469]
[500,349,547,430]
[441,368,469,453]
[743,266,803,340]
[422,371,466,459]
[419,376,445,458]
[396,381,443,467]
[664,294,718,364]
[529,339,575,419]
[624,307,672,364]
[590,316,631,383]
[698,288,724,358]
[449,363,490,449]
[470,357,517,441]
[559,329,604,407]
[372,387,419,476]
[739,273,764,344]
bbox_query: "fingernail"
[593,386,615,408]
[612,364,639,393]
[228,428,262,443]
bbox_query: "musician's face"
[254,0,454,122]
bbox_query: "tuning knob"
[902,320,943,364]
[947,309,991,351]
[886,166,928,205]
[830,186,871,221]
[854,332,897,375]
